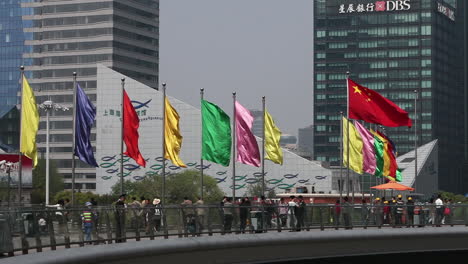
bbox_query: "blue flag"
[74,83,98,167]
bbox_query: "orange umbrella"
[370,181,414,191]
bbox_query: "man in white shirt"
[287,196,298,230]
[434,194,444,227]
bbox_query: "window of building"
[316,84,325,89]
[316,115,326,120]
[316,31,326,38]
[316,94,326,100]
[421,80,432,88]
[421,59,432,67]
[421,123,432,130]
[421,49,431,56]
[316,125,326,132]
[421,25,431,35]
[421,70,431,77]
[316,53,326,59]
[316,73,326,81]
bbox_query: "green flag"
[201,100,231,166]
[373,134,384,177]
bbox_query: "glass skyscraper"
[0,0,159,192]
[313,0,466,193]
[0,0,33,151]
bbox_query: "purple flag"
[354,121,375,174]
[75,83,98,167]
[235,101,260,167]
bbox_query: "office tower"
[0,0,159,192]
[313,0,466,193]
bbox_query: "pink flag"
[235,101,260,167]
[354,121,375,174]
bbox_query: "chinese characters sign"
[339,0,411,14]
[437,2,455,21]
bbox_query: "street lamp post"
[39,100,69,205]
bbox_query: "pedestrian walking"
[114,194,126,243]
[435,194,444,227]
[223,197,234,234]
[295,196,306,231]
[278,197,288,228]
[342,196,352,229]
[287,196,298,230]
[195,197,206,232]
[239,197,251,233]
[81,202,94,243]
[406,196,415,227]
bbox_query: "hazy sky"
[159,0,313,136]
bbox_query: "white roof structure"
[397,140,438,197]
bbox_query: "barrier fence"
[1,203,467,257]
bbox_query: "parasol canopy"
[370,181,414,191]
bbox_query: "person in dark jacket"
[114,194,126,243]
[295,196,306,231]
[406,196,415,227]
[239,197,251,233]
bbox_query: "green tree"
[32,158,64,204]
[53,191,99,206]
[246,180,276,198]
[111,170,225,204]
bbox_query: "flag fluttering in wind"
[235,101,260,167]
[372,130,398,180]
[201,100,231,166]
[264,109,283,165]
[74,83,98,167]
[20,76,39,167]
[354,121,375,174]
[342,118,402,181]
[342,117,363,174]
[164,96,186,167]
[123,90,146,167]
[348,79,412,127]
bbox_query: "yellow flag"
[20,76,39,167]
[164,96,186,167]
[264,109,283,165]
[342,117,363,174]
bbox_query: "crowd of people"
[34,193,457,244]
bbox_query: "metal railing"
[1,203,467,256]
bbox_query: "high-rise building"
[298,125,314,157]
[0,0,33,151]
[313,0,466,193]
[0,0,159,192]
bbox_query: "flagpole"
[18,66,24,206]
[361,121,365,202]
[346,71,350,201]
[261,96,266,197]
[339,111,343,203]
[120,78,125,195]
[162,83,167,205]
[413,89,418,193]
[200,88,204,200]
[232,92,236,202]
[71,72,77,206]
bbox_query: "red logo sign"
[375,1,386,11]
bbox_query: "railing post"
[319,206,324,231]
[105,211,112,244]
[32,211,42,252]
[18,210,29,254]
[207,206,213,236]
[163,206,169,239]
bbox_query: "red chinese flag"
[348,79,412,127]
[123,90,146,167]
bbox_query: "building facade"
[313,0,466,193]
[14,0,159,191]
[0,0,33,151]
[96,65,333,196]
